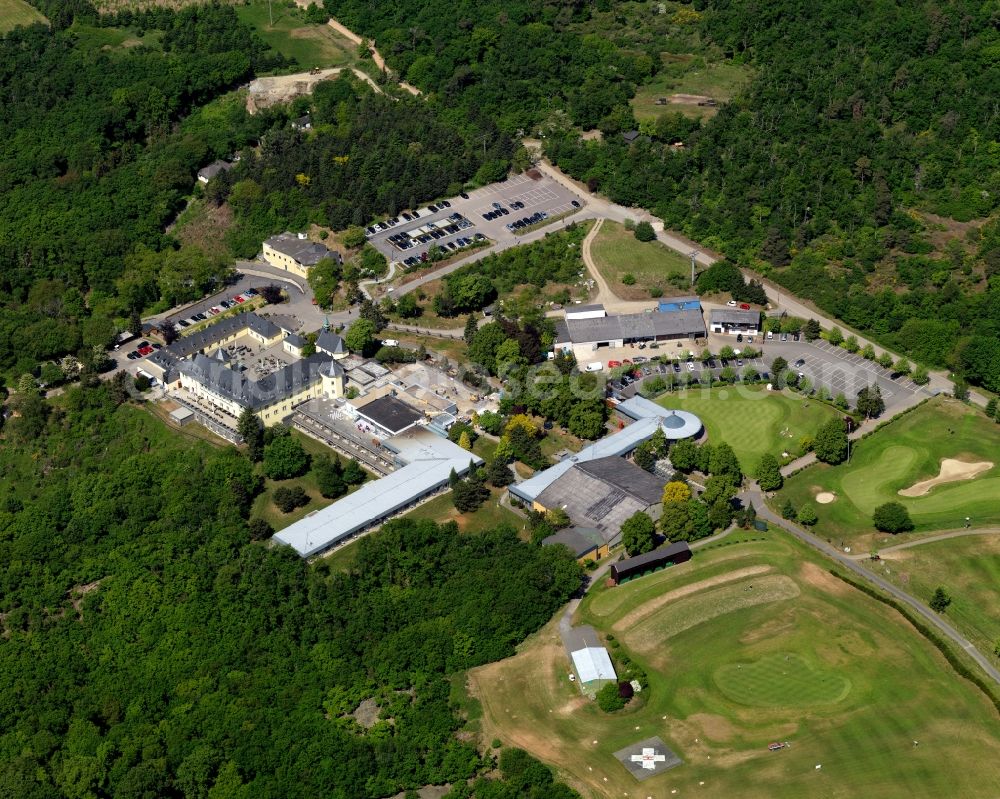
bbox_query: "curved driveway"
[746,485,1000,686]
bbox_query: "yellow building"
[262,232,340,279]
[178,353,345,425]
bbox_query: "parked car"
[780,333,788,342]
[459,191,470,199]
[571,199,581,208]
[687,362,695,371]
[767,331,774,340]
[177,320,190,328]
[127,351,140,360]
[727,300,737,307]
[492,202,503,210]
[428,204,439,212]
[608,360,621,368]
[739,303,751,310]
[440,200,451,208]
[794,358,805,367]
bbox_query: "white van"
[585,362,603,372]
[381,338,399,347]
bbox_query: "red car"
[137,345,154,356]
[739,303,751,310]
[233,295,246,304]
[622,359,633,365]
[608,360,621,368]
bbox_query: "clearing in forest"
[0,0,46,32]
[588,220,691,300]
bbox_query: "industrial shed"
[610,542,692,585]
[534,456,666,547]
[571,646,618,689]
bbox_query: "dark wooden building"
[610,542,692,585]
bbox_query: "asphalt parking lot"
[610,338,924,411]
[365,172,584,265]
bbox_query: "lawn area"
[778,398,1000,547]
[401,488,529,538]
[632,55,751,122]
[234,1,354,69]
[467,534,1000,799]
[589,220,692,299]
[656,385,839,473]
[69,22,164,50]
[0,0,45,32]
[865,534,1000,659]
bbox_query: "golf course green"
[780,398,1000,543]
[658,386,840,471]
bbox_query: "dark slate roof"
[542,527,604,558]
[167,313,280,358]
[554,308,706,344]
[709,308,760,325]
[614,541,691,574]
[198,159,232,180]
[177,353,342,411]
[622,130,641,143]
[315,329,345,356]
[356,395,422,434]
[284,334,307,348]
[264,233,337,267]
[147,350,179,383]
[575,456,665,505]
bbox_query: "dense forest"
[0,381,583,798]
[543,0,1000,392]
[208,74,512,257]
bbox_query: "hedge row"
[829,569,1000,715]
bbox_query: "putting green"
[658,386,839,470]
[715,652,851,707]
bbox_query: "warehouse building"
[533,456,666,548]
[273,427,482,557]
[553,307,706,354]
[709,308,760,336]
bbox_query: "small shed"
[571,646,617,690]
[169,407,194,426]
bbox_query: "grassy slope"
[866,534,1000,658]
[589,220,692,299]
[468,534,1000,799]
[656,386,840,473]
[779,398,1000,545]
[234,1,353,69]
[0,0,45,32]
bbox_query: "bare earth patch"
[798,561,851,596]
[815,491,836,504]
[898,458,994,497]
[612,564,772,633]
[352,698,382,729]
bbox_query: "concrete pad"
[614,736,683,781]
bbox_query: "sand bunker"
[898,458,994,497]
[815,492,836,504]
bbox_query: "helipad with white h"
[613,736,683,781]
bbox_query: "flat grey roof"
[576,456,665,505]
[356,395,422,434]
[554,308,705,344]
[273,430,482,557]
[542,527,604,558]
[710,308,760,325]
[570,303,606,313]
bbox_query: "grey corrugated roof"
[264,233,337,266]
[554,308,705,344]
[709,308,760,325]
[571,303,606,313]
[576,456,666,505]
[542,527,604,558]
[167,313,280,358]
[178,353,342,411]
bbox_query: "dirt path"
[847,527,1000,559]
[290,2,423,96]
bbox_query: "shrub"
[622,272,636,285]
[273,485,309,513]
[634,221,656,241]
[873,501,914,533]
[596,682,627,712]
